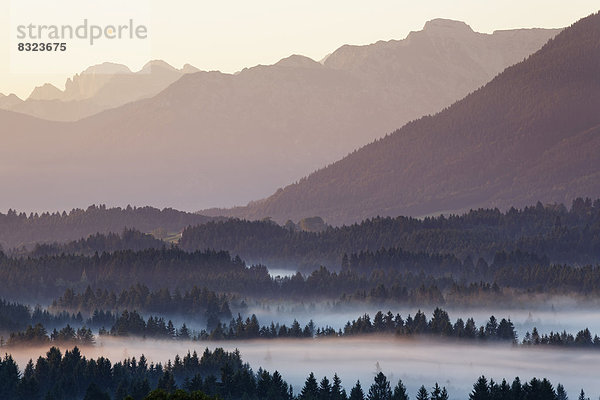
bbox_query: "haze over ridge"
[0,19,559,213]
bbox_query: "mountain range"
[208,12,600,225]
[0,61,198,121]
[0,19,559,213]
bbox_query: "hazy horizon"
[1,0,598,99]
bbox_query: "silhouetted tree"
[415,385,428,400]
[368,372,392,400]
[349,381,365,400]
[470,376,490,400]
[391,380,409,400]
[300,373,319,400]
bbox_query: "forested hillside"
[0,205,218,250]
[182,198,600,271]
[20,229,165,258]
[0,248,251,301]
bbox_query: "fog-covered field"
[8,336,600,399]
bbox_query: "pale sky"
[1,0,598,99]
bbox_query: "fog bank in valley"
[245,302,600,339]
[7,337,600,399]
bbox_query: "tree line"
[21,229,165,258]
[191,309,599,348]
[2,324,94,347]
[52,285,233,329]
[0,298,86,332]
[0,204,220,251]
[0,346,584,400]
[0,346,246,400]
[198,308,519,343]
[0,247,250,302]
[5,307,600,352]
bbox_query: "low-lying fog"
[243,302,600,339]
[8,337,600,399]
[268,269,298,278]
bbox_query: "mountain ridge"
[202,12,600,225]
[1,60,198,121]
[0,19,561,213]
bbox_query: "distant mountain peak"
[422,18,474,35]
[274,54,322,68]
[81,62,132,75]
[0,93,21,99]
[141,60,177,73]
[28,83,62,101]
[182,64,200,74]
[0,93,23,108]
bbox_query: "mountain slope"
[0,21,558,212]
[324,19,559,118]
[212,12,600,225]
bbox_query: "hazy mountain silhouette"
[323,19,559,121]
[0,93,23,108]
[0,20,558,212]
[207,12,600,224]
[28,83,63,101]
[1,61,195,121]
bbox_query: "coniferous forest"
[1,199,600,398]
[0,345,587,400]
[180,198,600,272]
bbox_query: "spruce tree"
[349,381,365,400]
[332,374,347,400]
[299,372,319,400]
[469,376,490,400]
[439,387,448,400]
[577,389,588,400]
[431,384,448,400]
[511,377,523,399]
[556,384,568,400]
[392,380,409,400]
[368,372,392,400]
[539,378,558,400]
[167,320,176,338]
[0,354,19,400]
[431,383,442,400]
[319,376,332,400]
[416,385,429,400]
[178,323,190,340]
